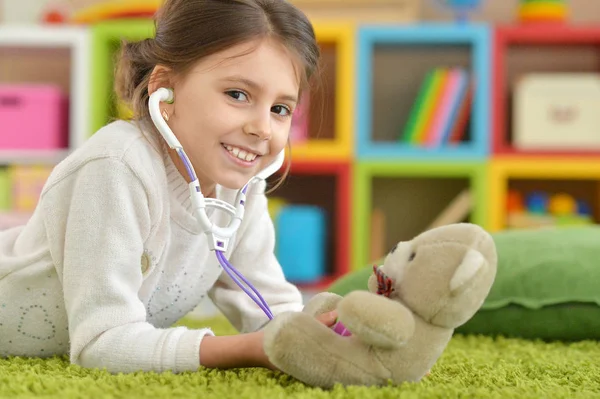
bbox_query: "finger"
[315,310,338,327]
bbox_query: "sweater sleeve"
[208,181,304,333]
[41,157,212,374]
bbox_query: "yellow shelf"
[291,21,355,163]
[488,157,600,231]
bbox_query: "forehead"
[188,38,301,93]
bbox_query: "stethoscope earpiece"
[155,87,174,104]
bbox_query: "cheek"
[270,123,290,151]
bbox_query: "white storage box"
[513,73,600,150]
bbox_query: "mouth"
[373,264,395,298]
[221,143,262,166]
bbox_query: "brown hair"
[114,0,321,192]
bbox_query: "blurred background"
[1,0,600,316]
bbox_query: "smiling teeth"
[224,144,258,162]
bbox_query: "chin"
[217,173,255,191]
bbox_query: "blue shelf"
[355,23,491,160]
[358,142,483,160]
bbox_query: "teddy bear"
[263,223,498,388]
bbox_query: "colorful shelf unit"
[268,159,351,288]
[488,158,600,232]
[352,160,487,271]
[9,19,600,284]
[355,23,491,160]
[493,24,600,157]
[0,25,90,164]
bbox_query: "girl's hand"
[315,310,338,327]
[257,310,339,370]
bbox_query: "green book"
[401,69,435,142]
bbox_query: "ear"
[450,249,485,292]
[147,65,174,98]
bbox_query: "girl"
[0,0,337,373]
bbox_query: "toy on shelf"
[41,0,161,24]
[9,165,54,213]
[506,189,593,229]
[275,204,328,284]
[513,73,600,151]
[400,67,472,147]
[434,0,483,24]
[0,85,69,151]
[41,2,71,23]
[517,0,568,24]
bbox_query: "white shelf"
[0,25,91,152]
[0,149,71,165]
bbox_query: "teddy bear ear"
[450,249,486,292]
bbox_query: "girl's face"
[153,38,300,194]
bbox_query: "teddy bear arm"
[302,292,343,317]
[263,310,391,388]
[337,291,415,349]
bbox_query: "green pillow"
[328,226,600,341]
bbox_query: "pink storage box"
[0,85,69,150]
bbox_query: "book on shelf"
[400,67,473,147]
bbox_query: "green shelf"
[352,160,488,271]
[90,19,156,135]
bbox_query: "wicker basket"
[288,0,420,23]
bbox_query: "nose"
[243,110,272,140]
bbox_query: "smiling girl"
[0,0,336,373]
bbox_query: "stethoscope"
[149,87,282,320]
[149,87,351,335]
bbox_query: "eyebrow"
[220,75,298,104]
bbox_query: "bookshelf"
[355,23,491,160]
[4,20,600,284]
[493,24,600,157]
[0,25,90,220]
[487,24,600,233]
[0,25,91,164]
[269,159,351,288]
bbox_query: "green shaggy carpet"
[1,315,599,399]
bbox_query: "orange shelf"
[488,157,600,232]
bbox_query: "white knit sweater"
[0,120,303,373]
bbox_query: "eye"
[225,90,248,102]
[409,252,416,262]
[390,243,398,254]
[271,104,291,117]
